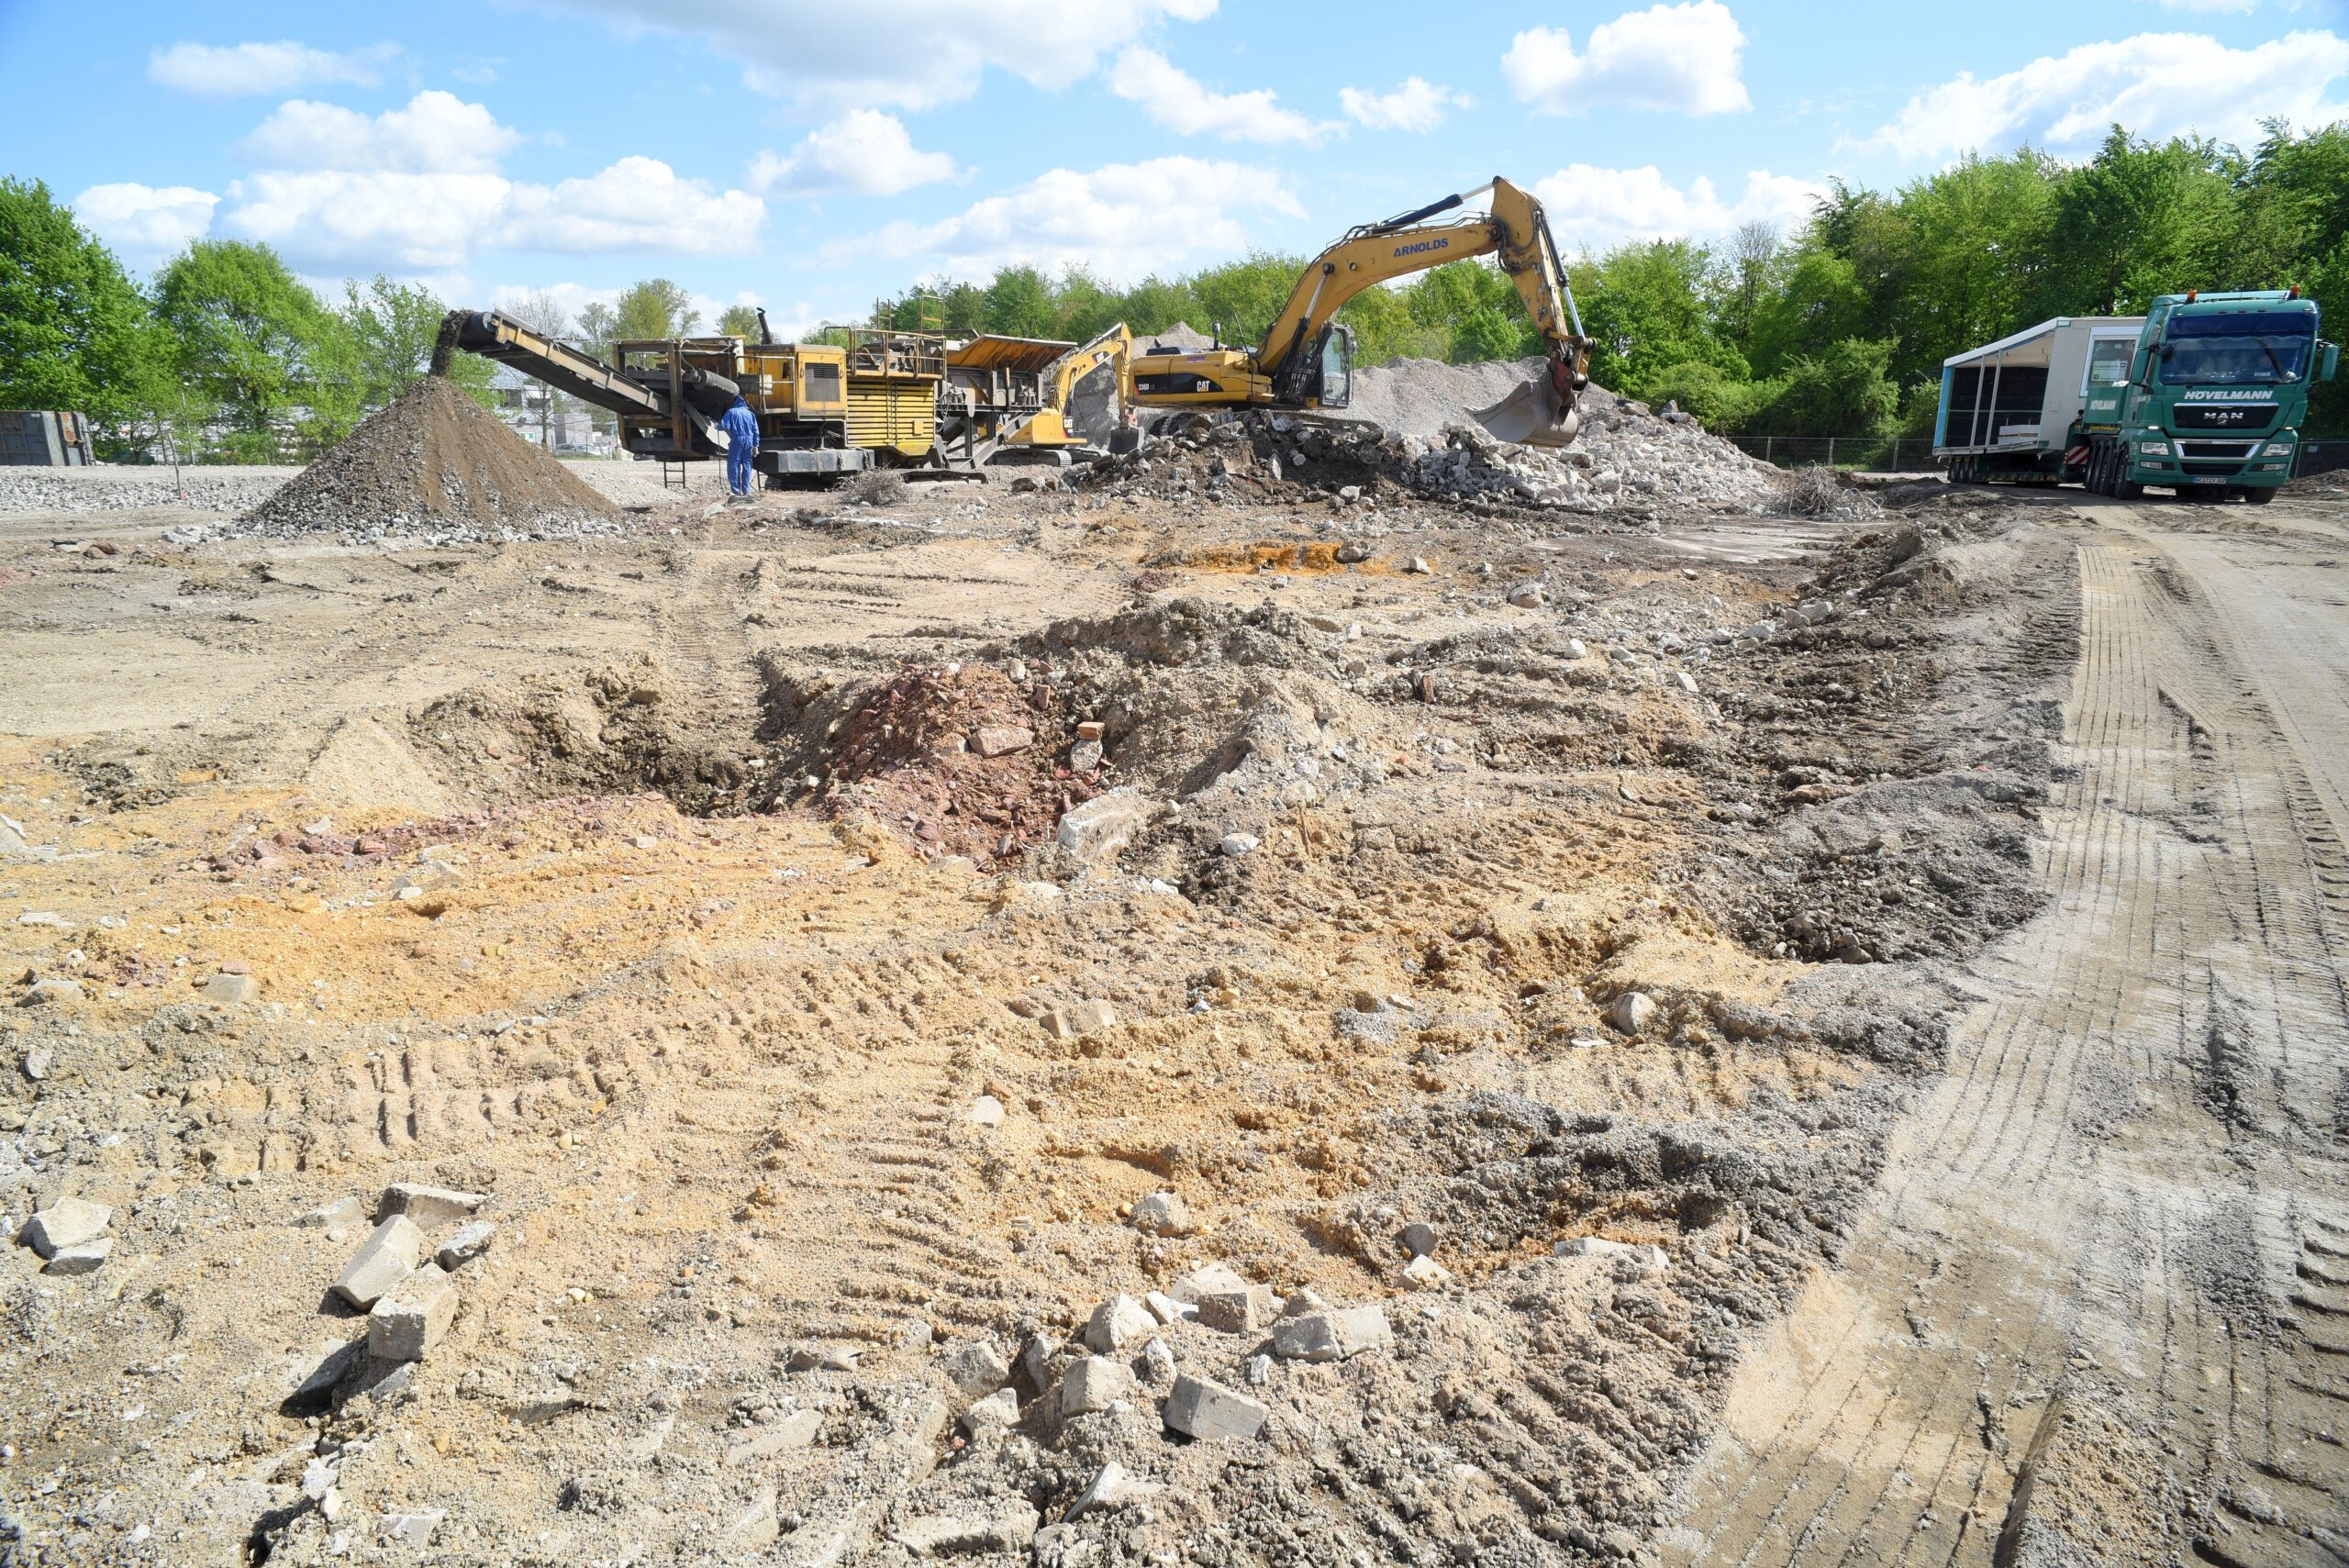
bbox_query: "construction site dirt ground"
[2,462,2346,1567]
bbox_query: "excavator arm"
[1138,176,1593,447]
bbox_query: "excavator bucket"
[1472,372,1582,450]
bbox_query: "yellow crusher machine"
[436,308,941,480]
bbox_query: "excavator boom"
[1130,176,1594,448]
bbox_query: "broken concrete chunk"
[203,972,259,1005]
[958,1389,1024,1436]
[1058,1355,1136,1417]
[1400,1221,1440,1258]
[1163,1373,1266,1441]
[1084,1294,1155,1354]
[1020,1332,1063,1390]
[44,1237,112,1275]
[1066,1461,1163,1521]
[1402,1254,1452,1290]
[1279,1287,1330,1318]
[1170,1262,1250,1304]
[332,1215,424,1309]
[1606,992,1657,1034]
[726,1408,822,1462]
[786,1344,861,1373]
[942,1339,1011,1396]
[1217,832,1259,858]
[959,1388,1019,1434]
[434,1219,496,1271]
[1129,1191,1190,1236]
[1555,1236,1671,1272]
[1194,1284,1281,1334]
[1141,1336,1177,1384]
[1142,1290,1194,1326]
[1055,788,1152,862]
[895,1504,1041,1557]
[367,1262,457,1362]
[298,1195,369,1229]
[381,1509,445,1549]
[970,1095,1004,1127]
[1271,1306,1393,1362]
[376,1183,486,1227]
[21,1196,110,1259]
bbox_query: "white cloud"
[1532,165,1826,250]
[1340,77,1461,132]
[500,157,765,255]
[1862,29,2349,160]
[148,39,396,95]
[546,0,1216,110]
[1108,47,1335,144]
[750,110,959,196]
[225,172,515,270]
[834,155,1299,282]
[202,90,763,271]
[1504,3,1752,117]
[238,91,522,174]
[72,183,220,261]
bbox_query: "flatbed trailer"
[1932,316,2143,484]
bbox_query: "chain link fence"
[1731,434,2349,480]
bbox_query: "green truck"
[1935,289,2338,502]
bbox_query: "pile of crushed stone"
[1343,354,1569,439]
[241,375,629,543]
[1085,395,1787,520]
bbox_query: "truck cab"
[2083,289,2338,503]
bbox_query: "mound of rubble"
[242,374,627,543]
[1086,396,1784,519]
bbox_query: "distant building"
[489,366,616,456]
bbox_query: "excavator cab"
[1309,324,1353,411]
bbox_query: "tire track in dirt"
[1664,518,2349,1566]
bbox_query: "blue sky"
[4,0,2345,335]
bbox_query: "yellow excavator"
[1129,176,1596,448]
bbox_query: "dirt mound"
[814,662,1099,866]
[242,374,626,541]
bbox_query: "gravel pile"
[1085,398,1784,520]
[0,469,286,517]
[1341,354,1563,439]
[242,375,628,543]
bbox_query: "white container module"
[1934,316,2145,465]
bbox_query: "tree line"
[5,119,2345,462]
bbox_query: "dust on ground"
[0,385,2138,1566]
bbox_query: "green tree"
[2031,128,2236,317]
[612,278,698,341]
[152,239,356,461]
[1742,338,1903,438]
[717,303,762,340]
[0,177,162,423]
[1189,251,1308,350]
[344,274,490,410]
[1575,239,1743,397]
[981,266,1055,337]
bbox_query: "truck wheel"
[2243,486,2276,506]
[2114,477,2143,500]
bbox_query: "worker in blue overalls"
[719,395,760,496]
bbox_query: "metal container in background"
[0,410,97,466]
